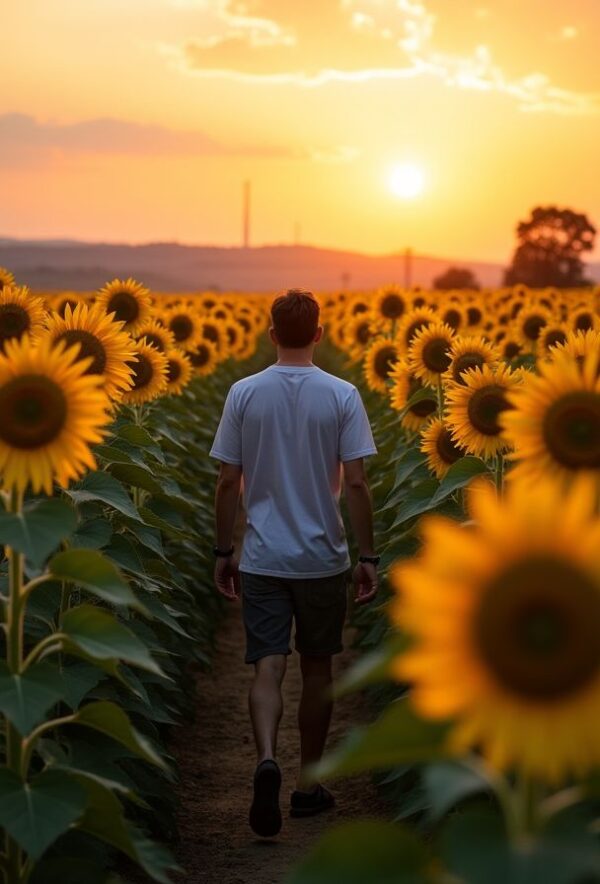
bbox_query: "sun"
[389,163,426,200]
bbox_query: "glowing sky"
[2,1,600,262]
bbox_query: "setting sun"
[389,163,426,200]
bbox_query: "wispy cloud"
[0,113,292,164]
[161,0,600,115]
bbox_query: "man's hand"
[214,556,241,601]
[352,561,378,606]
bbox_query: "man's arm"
[214,462,243,600]
[343,458,378,606]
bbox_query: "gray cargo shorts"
[240,568,351,664]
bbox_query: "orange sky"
[2,0,600,263]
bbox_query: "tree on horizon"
[504,206,596,288]
[433,266,481,290]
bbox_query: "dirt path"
[170,607,385,884]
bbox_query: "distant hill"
[1,238,598,292]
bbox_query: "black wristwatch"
[359,554,380,566]
[213,545,234,558]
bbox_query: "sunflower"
[408,322,455,386]
[121,339,168,405]
[364,338,400,393]
[372,286,410,326]
[164,348,193,395]
[445,363,522,460]
[135,319,176,353]
[96,278,152,334]
[43,303,136,400]
[395,307,436,354]
[164,308,203,349]
[501,349,600,491]
[444,335,500,386]
[223,320,246,357]
[438,301,466,333]
[389,360,438,432]
[550,329,600,370]
[0,337,110,494]
[0,267,16,291]
[390,477,600,782]
[570,305,598,334]
[421,418,467,479]
[0,286,47,353]
[515,305,553,352]
[51,291,85,318]
[465,302,483,329]
[498,336,522,362]
[199,318,228,358]
[186,340,218,376]
[539,323,569,356]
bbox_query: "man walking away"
[209,289,379,838]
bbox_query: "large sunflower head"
[390,477,600,782]
[186,340,219,376]
[445,363,522,460]
[395,307,437,354]
[0,336,111,494]
[0,286,48,353]
[444,335,500,386]
[121,339,168,405]
[43,302,136,401]
[164,348,193,395]
[407,321,455,386]
[501,349,600,491]
[96,278,152,334]
[364,338,400,393]
[135,319,176,353]
[0,267,16,292]
[420,417,467,479]
[389,360,438,432]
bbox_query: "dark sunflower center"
[356,322,371,345]
[0,375,67,449]
[412,296,426,308]
[408,379,437,417]
[452,352,486,384]
[167,359,182,383]
[170,315,194,342]
[56,330,107,375]
[443,309,461,330]
[503,342,521,360]
[203,324,219,344]
[144,333,165,352]
[542,391,600,469]
[435,426,464,465]
[475,558,600,701]
[422,338,452,374]
[227,327,238,346]
[131,354,154,390]
[189,344,210,368]
[404,319,431,348]
[57,299,78,318]
[0,304,30,346]
[543,329,567,349]
[238,317,251,333]
[575,312,594,332]
[522,314,546,341]
[467,384,511,436]
[107,291,140,325]
[381,294,405,319]
[467,307,482,326]
[352,303,368,315]
[374,346,397,380]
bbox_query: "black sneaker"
[249,760,282,837]
[290,784,335,818]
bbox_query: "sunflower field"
[0,267,598,884]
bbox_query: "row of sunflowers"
[291,284,600,884]
[0,268,270,884]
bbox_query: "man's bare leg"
[249,654,287,763]
[297,654,333,790]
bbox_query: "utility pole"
[404,247,413,288]
[243,180,251,248]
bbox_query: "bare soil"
[169,606,385,884]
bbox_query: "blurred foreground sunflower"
[44,303,136,400]
[121,339,168,405]
[0,286,47,353]
[96,278,152,334]
[390,477,600,782]
[0,337,110,494]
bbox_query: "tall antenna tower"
[243,180,251,248]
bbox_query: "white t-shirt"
[210,363,377,578]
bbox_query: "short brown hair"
[271,289,320,348]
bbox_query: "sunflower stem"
[437,377,445,418]
[495,453,504,497]
[5,488,25,883]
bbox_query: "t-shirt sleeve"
[339,387,377,462]
[209,387,243,465]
